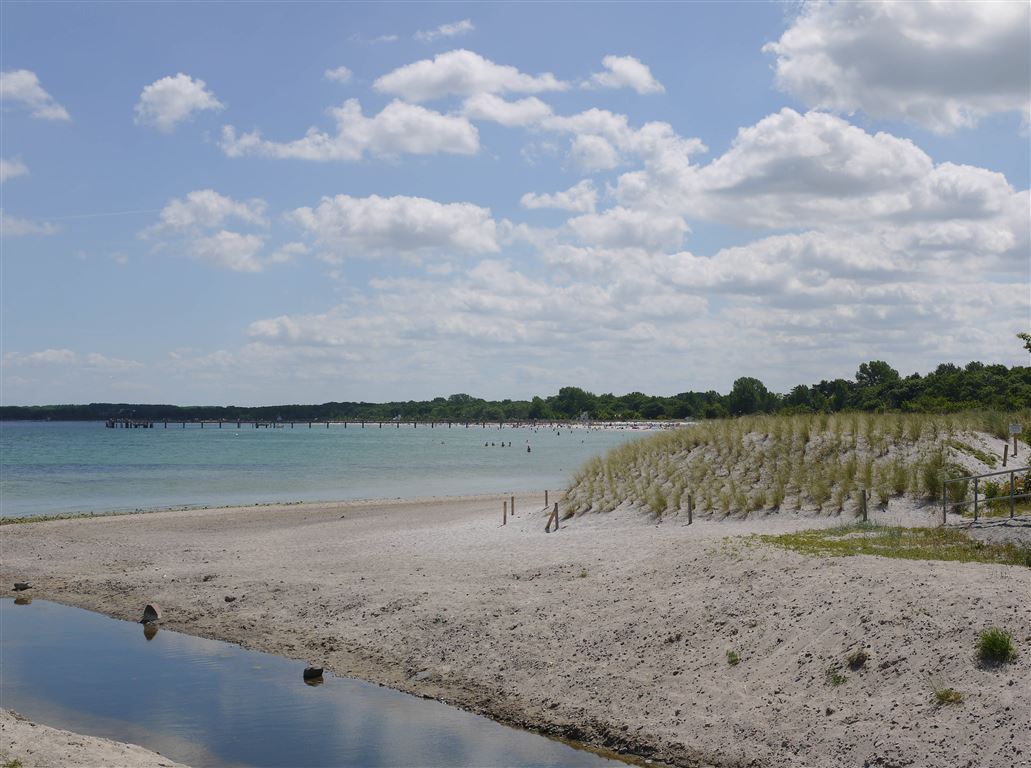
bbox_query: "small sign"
[1010,423,1022,435]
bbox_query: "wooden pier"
[108,419,541,430]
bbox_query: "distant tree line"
[1,360,1028,423]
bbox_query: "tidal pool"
[1,599,628,767]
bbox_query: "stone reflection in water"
[14,597,32,606]
[2,599,627,768]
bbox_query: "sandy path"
[2,494,1028,768]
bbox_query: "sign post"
[1010,423,1021,457]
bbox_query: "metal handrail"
[941,465,1030,524]
[947,465,1030,483]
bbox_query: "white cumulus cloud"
[324,66,352,83]
[134,73,224,132]
[1,209,59,236]
[8,349,142,371]
[521,180,598,213]
[0,69,70,120]
[462,94,553,126]
[586,55,665,94]
[415,19,475,42]
[765,1,1031,133]
[191,231,266,272]
[145,189,268,235]
[567,207,688,251]
[221,99,478,161]
[374,49,568,102]
[0,158,28,182]
[289,194,500,257]
[612,109,1021,232]
[568,134,620,171]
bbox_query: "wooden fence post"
[973,477,979,521]
[861,489,868,522]
[942,481,947,525]
[687,495,693,525]
[503,501,507,526]
[1003,444,1009,467]
[545,502,558,533]
[511,495,515,518]
[545,489,549,507]
[1010,471,1016,519]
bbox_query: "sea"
[0,420,654,519]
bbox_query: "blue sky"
[2,1,1029,405]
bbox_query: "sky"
[1,1,1029,406]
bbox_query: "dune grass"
[563,411,1029,520]
[976,627,1017,664]
[757,523,1031,567]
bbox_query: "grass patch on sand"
[932,684,963,705]
[947,439,998,468]
[976,627,1017,664]
[757,523,1031,567]
[825,666,848,686]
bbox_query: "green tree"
[728,377,770,415]
[856,360,900,388]
[551,387,595,418]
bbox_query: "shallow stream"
[1,599,626,767]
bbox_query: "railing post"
[1010,471,1015,519]
[862,489,868,522]
[942,481,947,525]
[973,477,979,521]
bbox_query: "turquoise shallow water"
[0,421,650,518]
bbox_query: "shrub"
[846,648,869,670]
[726,650,740,666]
[976,627,1017,664]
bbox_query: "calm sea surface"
[0,421,651,518]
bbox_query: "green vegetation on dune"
[757,523,1031,567]
[564,411,1030,519]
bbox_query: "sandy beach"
[2,493,1029,767]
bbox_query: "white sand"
[2,493,1029,767]
[1,709,188,768]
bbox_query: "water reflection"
[1,600,627,768]
[14,596,32,605]
[143,623,158,641]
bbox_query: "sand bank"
[1,709,188,768]
[2,493,1028,767]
